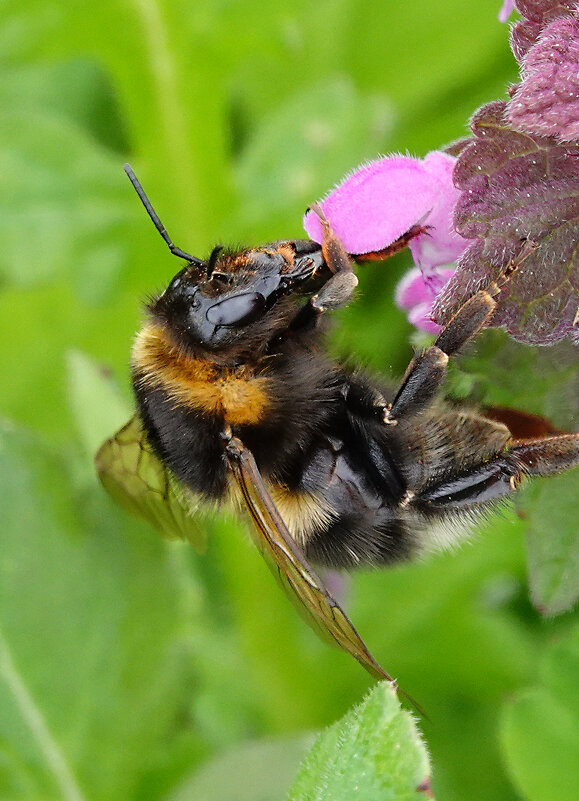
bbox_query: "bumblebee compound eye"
[206,292,266,327]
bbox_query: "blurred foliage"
[500,624,579,801]
[0,1,577,801]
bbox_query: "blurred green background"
[1,1,578,800]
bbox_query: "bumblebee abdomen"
[134,381,227,498]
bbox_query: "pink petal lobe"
[408,151,468,274]
[395,266,432,310]
[408,302,442,335]
[498,0,516,23]
[396,265,455,334]
[303,156,441,254]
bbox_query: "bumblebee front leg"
[404,434,579,510]
[288,204,358,334]
[385,290,497,424]
[303,204,498,422]
[308,202,359,311]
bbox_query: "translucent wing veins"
[96,417,417,702]
[224,434,396,684]
[95,415,207,550]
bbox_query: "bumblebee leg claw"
[311,270,359,312]
[343,379,394,423]
[220,426,233,443]
[387,346,449,422]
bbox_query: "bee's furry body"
[133,312,510,569]
[104,165,579,685]
[121,168,579,574]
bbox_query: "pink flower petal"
[303,156,441,254]
[396,265,455,334]
[395,266,432,310]
[408,301,442,335]
[395,265,456,310]
[304,151,468,275]
[498,0,516,23]
[408,151,468,275]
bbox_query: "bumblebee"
[97,165,579,684]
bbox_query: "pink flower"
[303,151,467,279]
[304,156,440,255]
[395,265,456,334]
[498,0,516,24]
[407,151,468,277]
[303,150,469,333]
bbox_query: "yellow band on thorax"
[132,323,271,426]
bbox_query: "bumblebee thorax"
[132,322,271,426]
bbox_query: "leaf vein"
[0,627,89,801]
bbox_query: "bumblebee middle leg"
[384,290,497,424]
[345,289,497,424]
[404,433,579,511]
[385,245,536,424]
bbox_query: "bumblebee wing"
[225,434,394,683]
[95,415,207,551]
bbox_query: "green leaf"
[500,625,579,801]
[519,471,579,615]
[287,683,432,801]
[0,420,203,801]
[66,349,131,458]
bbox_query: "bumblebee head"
[149,241,326,352]
[123,164,328,354]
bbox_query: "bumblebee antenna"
[123,164,205,267]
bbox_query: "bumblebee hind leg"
[405,433,579,511]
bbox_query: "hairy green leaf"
[287,683,431,801]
